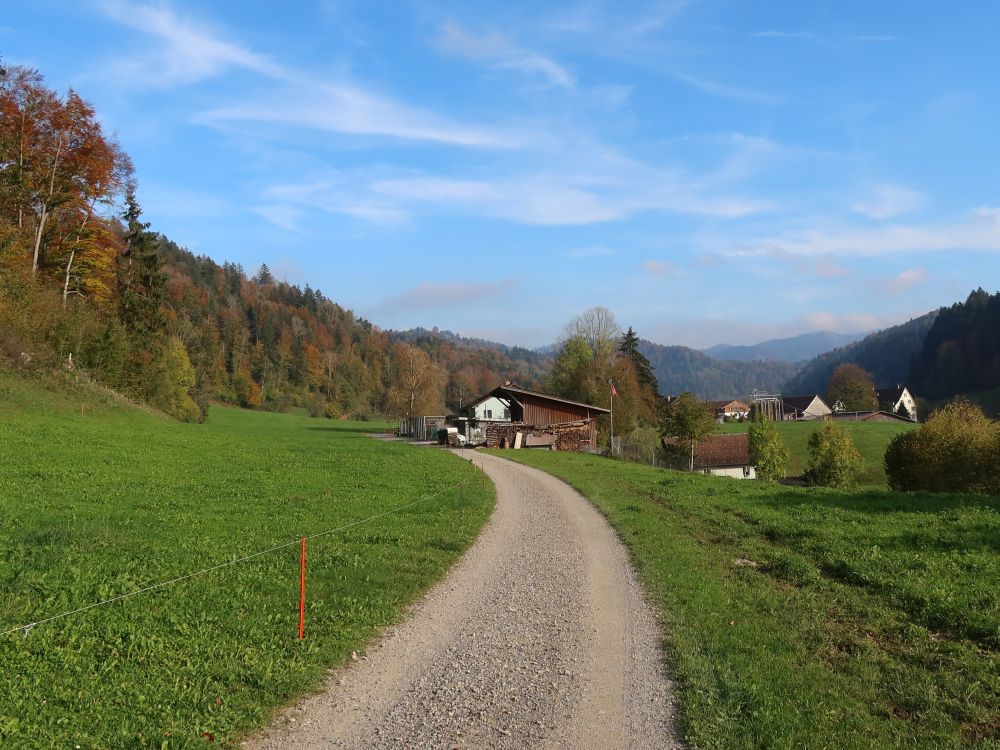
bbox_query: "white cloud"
[886,267,928,295]
[853,184,925,219]
[437,21,575,89]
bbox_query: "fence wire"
[3,478,475,639]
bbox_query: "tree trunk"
[62,246,76,305]
[32,129,65,275]
[690,440,695,471]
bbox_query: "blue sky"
[4,1,999,348]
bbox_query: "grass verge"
[492,449,998,749]
[0,371,492,748]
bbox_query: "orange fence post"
[298,537,307,640]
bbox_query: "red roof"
[664,433,751,468]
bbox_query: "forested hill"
[910,289,1000,404]
[638,340,799,399]
[783,312,938,395]
[156,240,548,416]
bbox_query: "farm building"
[467,383,610,450]
[781,394,832,421]
[663,433,756,479]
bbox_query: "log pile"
[485,419,594,452]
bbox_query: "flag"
[610,380,618,398]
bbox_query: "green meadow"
[0,372,492,748]
[495,449,999,750]
[718,419,916,487]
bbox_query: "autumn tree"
[661,392,717,471]
[826,363,877,411]
[386,341,446,420]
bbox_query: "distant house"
[876,385,917,418]
[704,399,750,421]
[664,433,756,479]
[467,383,610,450]
[782,394,832,421]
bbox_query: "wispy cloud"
[437,21,575,89]
[670,72,782,105]
[886,267,928,294]
[378,278,520,309]
[853,184,925,219]
[97,0,285,87]
[98,1,517,149]
[754,30,819,41]
[744,206,1000,257]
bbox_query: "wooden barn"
[467,383,610,450]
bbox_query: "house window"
[504,408,510,419]
[485,409,492,419]
[743,466,751,478]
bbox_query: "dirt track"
[246,450,681,749]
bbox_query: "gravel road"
[246,450,682,749]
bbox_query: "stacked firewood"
[485,419,593,452]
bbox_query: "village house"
[876,385,918,418]
[663,433,756,479]
[704,399,751,421]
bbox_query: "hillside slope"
[783,312,937,395]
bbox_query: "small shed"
[399,414,446,441]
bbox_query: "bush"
[748,414,788,481]
[806,420,864,488]
[884,399,998,493]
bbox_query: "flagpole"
[610,380,614,457]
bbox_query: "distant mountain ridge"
[783,313,938,395]
[704,331,868,363]
[639,340,800,400]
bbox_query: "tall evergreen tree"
[619,326,658,393]
[116,187,163,347]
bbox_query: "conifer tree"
[116,186,163,347]
[619,326,658,392]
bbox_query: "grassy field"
[717,419,916,487]
[492,449,999,749]
[0,372,492,749]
